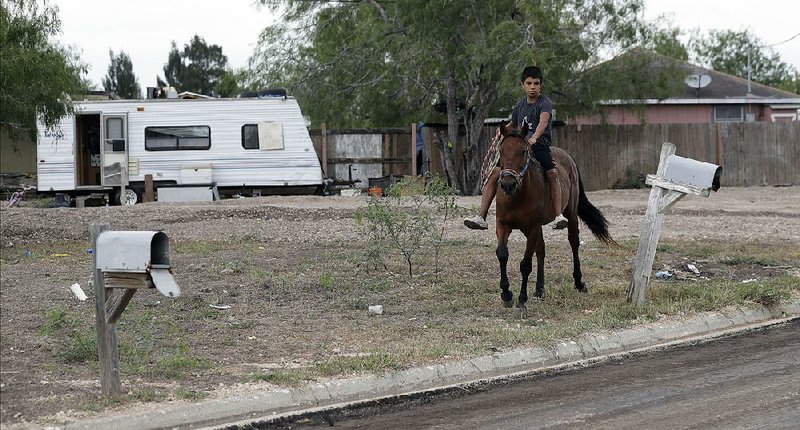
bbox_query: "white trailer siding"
[37,97,322,192]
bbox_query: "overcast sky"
[52,0,800,90]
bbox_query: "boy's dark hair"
[521,66,543,82]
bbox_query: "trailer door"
[100,113,129,187]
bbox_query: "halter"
[498,138,534,191]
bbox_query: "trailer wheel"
[114,188,141,205]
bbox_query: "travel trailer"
[37,95,323,204]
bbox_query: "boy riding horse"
[464,65,567,230]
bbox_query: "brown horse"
[494,123,615,312]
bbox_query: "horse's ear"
[499,123,508,137]
[521,122,529,138]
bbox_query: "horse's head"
[497,123,530,196]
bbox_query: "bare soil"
[0,186,798,427]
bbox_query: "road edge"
[65,300,799,430]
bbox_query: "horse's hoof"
[576,283,588,293]
[501,290,513,306]
[516,303,528,318]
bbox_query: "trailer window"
[145,126,211,151]
[241,123,284,150]
[241,124,259,149]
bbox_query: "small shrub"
[612,166,645,189]
[356,174,458,278]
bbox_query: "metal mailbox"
[663,155,722,194]
[95,231,180,297]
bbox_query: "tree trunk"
[461,78,498,196]
[444,64,464,192]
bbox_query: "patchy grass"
[5,230,798,423]
[37,306,97,364]
[249,369,309,386]
[174,387,209,401]
[316,352,401,376]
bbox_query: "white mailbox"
[95,231,180,297]
[645,155,722,197]
[663,155,722,194]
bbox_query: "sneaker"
[552,215,568,230]
[464,215,488,230]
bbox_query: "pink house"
[572,55,800,125]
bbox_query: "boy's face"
[522,77,542,99]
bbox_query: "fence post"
[90,223,121,396]
[143,174,154,203]
[321,122,328,178]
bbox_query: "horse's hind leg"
[568,217,587,292]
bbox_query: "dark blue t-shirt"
[511,96,553,145]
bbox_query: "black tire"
[113,187,141,205]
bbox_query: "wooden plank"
[106,289,136,325]
[103,272,153,289]
[645,175,711,197]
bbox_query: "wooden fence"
[554,122,799,190]
[311,122,799,192]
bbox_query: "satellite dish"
[685,74,712,89]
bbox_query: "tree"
[217,68,255,98]
[692,29,797,92]
[0,0,86,141]
[102,49,141,99]
[163,35,228,96]
[645,26,688,61]
[252,0,676,194]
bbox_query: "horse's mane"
[504,127,528,140]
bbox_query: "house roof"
[676,63,798,100]
[604,49,799,103]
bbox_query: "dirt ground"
[0,186,798,427]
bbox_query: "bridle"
[498,136,534,191]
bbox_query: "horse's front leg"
[534,227,546,298]
[517,228,538,315]
[496,223,513,308]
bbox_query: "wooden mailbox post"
[628,143,722,306]
[90,223,181,396]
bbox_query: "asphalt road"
[277,320,800,430]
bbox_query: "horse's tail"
[576,171,617,246]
